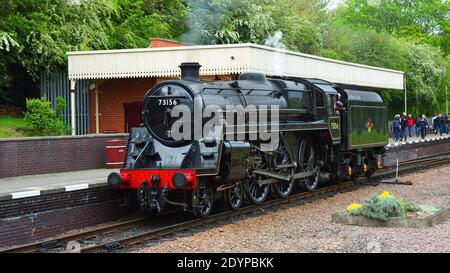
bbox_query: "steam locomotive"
[107,62,388,217]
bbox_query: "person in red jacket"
[407,114,413,137]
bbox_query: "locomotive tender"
[107,62,387,217]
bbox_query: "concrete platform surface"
[387,134,449,147]
[0,168,117,200]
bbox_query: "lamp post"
[403,72,413,115]
[446,85,448,114]
[404,78,407,114]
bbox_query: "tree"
[0,31,19,105]
[397,40,447,115]
[141,0,187,38]
[280,0,329,25]
[0,0,182,107]
[182,0,277,45]
[333,0,450,55]
[0,32,19,52]
[321,23,447,115]
[181,0,325,54]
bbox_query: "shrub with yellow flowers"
[346,191,420,221]
[378,191,391,200]
[346,203,362,213]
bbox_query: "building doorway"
[124,102,142,133]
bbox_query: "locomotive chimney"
[179,62,201,82]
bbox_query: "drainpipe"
[70,80,77,135]
[95,80,100,134]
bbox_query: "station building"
[41,38,404,135]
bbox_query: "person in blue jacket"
[433,114,441,135]
[392,114,401,141]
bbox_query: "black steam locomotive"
[108,62,387,217]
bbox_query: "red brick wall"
[0,187,134,248]
[91,78,156,134]
[149,38,190,48]
[0,134,128,178]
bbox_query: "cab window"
[287,90,309,108]
[315,90,325,108]
[328,95,336,114]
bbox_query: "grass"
[0,116,29,138]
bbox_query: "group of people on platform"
[392,112,449,141]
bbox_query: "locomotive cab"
[339,89,388,151]
[335,89,387,179]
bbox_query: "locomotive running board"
[254,168,317,186]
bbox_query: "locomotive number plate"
[157,99,179,106]
[331,122,339,130]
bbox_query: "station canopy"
[67,43,404,90]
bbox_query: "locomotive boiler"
[108,62,387,217]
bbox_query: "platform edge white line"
[11,190,41,199]
[65,183,89,192]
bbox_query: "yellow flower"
[379,191,391,200]
[346,203,362,212]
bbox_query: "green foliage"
[141,0,187,37]
[0,70,13,105]
[0,0,181,79]
[0,31,19,51]
[23,96,68,136]
[321,24,405,68]
[398,40,447,114]
[272,1,324,54]
[0,31,19,105]
[280,0,329,24]
[0,116,28,138]
[331,0,449,115]
[333,0,450,55]
[181,0,325,54]
[182,0,277,45]
[55,96,67,114]
[350,193,421,221]
[400,199,421,214]
[110,0,174,48]
[320,23,448,114]
[2,0,118,78]
[351,195,405,220]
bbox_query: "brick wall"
[0,187,135,248]
[382,138,450,165]
[149,38,191,48]
[0,134,128,178]
[90,78,157,134]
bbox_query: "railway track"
[3,155,449,253]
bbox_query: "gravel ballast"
[134,164,450,253]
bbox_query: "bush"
[347,191,420,221]
[23,96,69,136]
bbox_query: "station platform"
[0,168,117,201]
[0,135,448,202]
[387,134,449,148]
